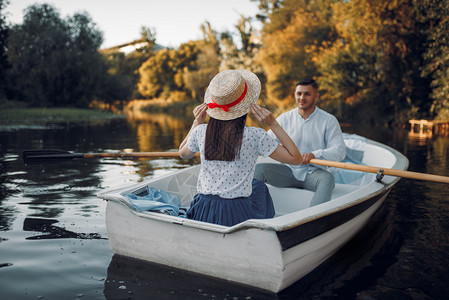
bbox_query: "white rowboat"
[98,134,408,292]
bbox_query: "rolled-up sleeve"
[312,116,346,161]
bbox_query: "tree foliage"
[257,0,337,107]
[100,26,157,101]
[182,22,220,101]
[138,22,220,102]
[254,0,444,124]
[138,48,177,99]
[315,0,433,123]
[219,15,266,102]
[6,4,105,107]
[420,0,449,120]
[0,0,9,99]
[220,16,262,73]
[2,0,448,124]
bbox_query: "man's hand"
[302,153,315,164]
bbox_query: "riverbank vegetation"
[1,0,448,125]
[0,104,123,125]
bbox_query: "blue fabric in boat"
[333,134,376,185]
[125,188,184,216]
[187,179,275,227]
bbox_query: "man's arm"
[311,116,346,162]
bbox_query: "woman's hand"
[193,103,208,125]
[251,104,303,165]
[250,104,276,127]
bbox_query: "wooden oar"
[23,149,449,184]
[22,149,199,164]
[310,158,449,184]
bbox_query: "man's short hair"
[296,79,318,90]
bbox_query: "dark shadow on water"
[23,217,105,240]
[104,254,278,300]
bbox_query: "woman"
[179,69,302,226]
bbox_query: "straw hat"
[204,69,261,120]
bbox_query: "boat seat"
[267,184,313,216]
[268,183,361,216]
[331,183,360,199]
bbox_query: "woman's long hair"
[205,114,247,161]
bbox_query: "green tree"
[138,22,220,102]
[137,26,157,54]
[100,26,157,101]
[65,12,105,107]
[138,48,176,98]
[251,0,283,23]
[0,0,9,100]
[257,0,337,107]
[219,32,241,70]
[99,51,134,102]
[421,0,449,121]
[182,22,220,101]
[220,15,262,73]
[7,4,105,107]
[174,40,201,98]
[219,16,266,102]
[316,0,432,124]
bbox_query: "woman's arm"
[250,104,303,165]
[179,103,208,159]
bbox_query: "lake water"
[1,113,448,300]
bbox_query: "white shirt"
[187,124,278,199]
[268,107,346,181]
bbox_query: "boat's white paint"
[279,190,388,291]
[106,200,286,291]
[99,136,408,292]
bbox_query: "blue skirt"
[187,179,275,226]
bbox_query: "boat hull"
[105,186,391,292]
[278,190,389,291]
[100,136,408,292]
[106,200,285,291]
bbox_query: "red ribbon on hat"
[208,82,247,112]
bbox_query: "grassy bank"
[0,98,197,126]
[126,98,200,114]
[0,107,124,125]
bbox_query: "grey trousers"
[254,163,335,207]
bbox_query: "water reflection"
[408,120,449,142]
[1,113,449,299]
[125,110,266,152]
[408,123,434,142]
[126,112,191,152]
[0,114,194,219]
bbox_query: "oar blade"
[23,149,84,164]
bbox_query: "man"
[254,79,346,206]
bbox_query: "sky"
[5,0,261,49]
